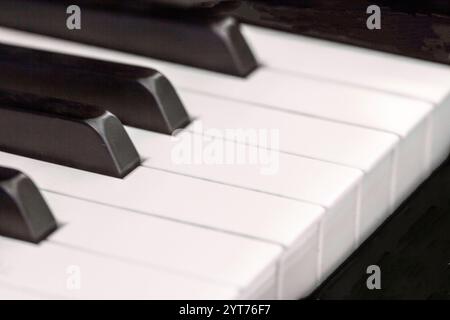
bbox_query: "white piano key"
[45,191,282,298]
[138,131,361,206]
[176,91,400,240]
[0,152,322,298]
[131,127,362,281]
[241,25,450,170]
[0,237,239,299]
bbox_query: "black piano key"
[0,44,190,134]
[0,90,141,178]
[0,0,257,77]
[0,167,57,243]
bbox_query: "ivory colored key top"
[0,237,239,299]
[0,151,323,298]
[45,192,282,298]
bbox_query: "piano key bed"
[0,1,450,300]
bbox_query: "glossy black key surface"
[214,0,450,66]
[0,90,141,178]
[0,167,57,243]
[0,0,257,76]
[0,44,190,134]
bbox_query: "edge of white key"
[45,192,282,299]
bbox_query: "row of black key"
[0,44,190,134]
[0,1,255,245]
[0,44,193,178]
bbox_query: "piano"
[0,0,450,299]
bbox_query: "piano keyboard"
[1,1,450,300]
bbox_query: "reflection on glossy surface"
[215,0,450,65]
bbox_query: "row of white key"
[0,26,449,299]
[242,24,450,172]
[241,25,450,103]
[0,150,323,299]
[0,113,393,296]
[137,91,399,241]
[135,58,434,207]
[1,191,287,299]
